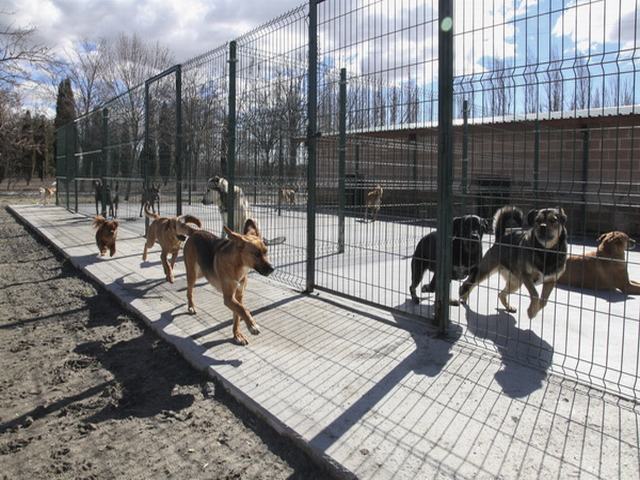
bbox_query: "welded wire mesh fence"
[54,0,640,401]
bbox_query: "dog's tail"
[493,206,523,241]
[92,215,107,229]
[143,202,159,220]
[176,214,202,237]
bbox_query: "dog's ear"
[482,218,493,234]
[597,233,607,245]
[527,209,538,226]
[557,207,567,224]
[243,219,261,237]
[223,225,243,242]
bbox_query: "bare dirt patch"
[0,197,328,479]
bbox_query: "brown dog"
[93,216,119,257]
[558,231,640,294]
[142,203,202,283]
[365,185,383,222]
[182,218,274,346]
[39,182,56,205]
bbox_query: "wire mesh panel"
[102,84,147,223]
[180,46,229,236]
[233,5,310,290]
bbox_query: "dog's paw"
[248,323,261,335]
[421,284,435,293]
[506,306,517,313]
[188,306,197,315]
[234,333,249,346]
[166,275,174,284]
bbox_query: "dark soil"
[0,197,329,480]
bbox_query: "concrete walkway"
[9,204,640,480]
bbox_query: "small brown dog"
[558,231,640,294]
[182,218,274,345]
[142,203,202,283]
[365,185,383,222]
[39,182,56,205]
[93,216,119,257]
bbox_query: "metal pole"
[338,68,347,254]
[227,41,237,232]
[435,0,454,334]
[461,99,469,207]
[101,109,109,216]
[581,128,589,232]
[65,125,71,210]
[534,119,540,201]
[278,133,283,216]
[72,126,78,213]
[144,81,150,234]
[176,65,183,216]
[306,0,318,293]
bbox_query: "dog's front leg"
[522,277,542,318]
[223,290,257,346]
[235,277,260,335]
[161,251,174,283]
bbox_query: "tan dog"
[93,216,119,257]
[365,185,383,222]
[142,203,202,283]
[182,218,274,345]
[39,182,56,205]
[558,231,640,294]
[278,187,296,206]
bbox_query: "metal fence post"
[176,65,183,216]
[65,125,71,210]
[72,125,78,213]
[144,80,150,234]
[277,133,284,216]
[461,99,469,208]
[101,108,109,216]
[227,41,237,233]
[338,68,347,254]
[534,119,540,201]
[306,0,319,293]
[435,0,454,334]
[581,127,589,231]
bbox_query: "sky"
[2,0,638,119]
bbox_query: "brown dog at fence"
[182,218,275,346]
[93,215,119,257]
[39,181,56,205]
[558,231,640,294]
[364,184,383,222]
[142,203,202,283]
[278,187,296,206]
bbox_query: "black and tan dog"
[410,215,491,304]
[558,231,640,294]
[142,203,202,283]
[459,206,568,318]
[93,215,119,257]
[182,218,274,346]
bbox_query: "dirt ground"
[0,195,329,479]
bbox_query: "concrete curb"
[7,205,353,480]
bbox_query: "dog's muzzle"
[256,263,275,276]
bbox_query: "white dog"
[202,176,251,233]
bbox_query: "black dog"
[410,215,491,304]
[459,206,568,318]
[93,180,119,218]
[139,183,161,217]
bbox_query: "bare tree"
[524,48,538,114]
[63,39,107,116]
[546,48,563,112]
[0,13,52,88]
[572,56,589,110]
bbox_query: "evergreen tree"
[53,78,77,172]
